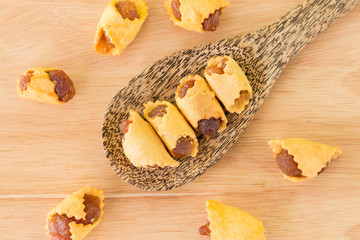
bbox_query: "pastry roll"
[175,75,227,137]
[164,0,230,33]
[199,200,266,240]
[143,100,198,158]
[204,56,252,114]
[121,110,179,168]
[46,186,105,240]
[17,68,75,104]
[94,0,148,56]
[268,138,342,182]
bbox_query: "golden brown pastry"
[94,0,148,56]
[164,0,230,33]
[175,75,227,137]
[268,138,342,182]
[199,200,266,240]
[143,100,198,158]
[46,186,105,240]
[121,110,179,168]
[204,56,252,114]
[17,68,75,104]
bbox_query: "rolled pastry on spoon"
[175,75,227,137]
[144,100,198,158]
[204,56,252,114]
[121,110,179,168]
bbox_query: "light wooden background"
[0,0,359,239]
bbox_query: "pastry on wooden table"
[17,68,75,104]
[94,0,148,56]
[46,186,105,240]
[204,56,252,114]
[199,200,266,240]
[121,110,179,168]
[164,0,230,33]
[143,100,198,158]
[268,138,342,182]
[175,74,227,137]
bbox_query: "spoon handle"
[244,0,358,74]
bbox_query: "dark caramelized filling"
[148,105,168,118]
[206,58,228,75]
[19,70,34,91]
[199,221,211,236]
[172,136,193,158]
[202,9,222,31]
[171,0,181,20]
[179,80,195,98]
[121,119,133,135]
[275,149,303,177]
[198,117,222,137]
[115,0,139,20]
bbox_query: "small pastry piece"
[204,56,252,114]
[164,0,230,33]
[175,75,227,137]
[121,110,179,168]
[268,138,342,182]
[143,100,198,158]
[17,68,75,104]
[94,0,148,56]
[46,186,105,240]
[199,200,266,240]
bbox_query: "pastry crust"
[123,110,179,168]
[94,0,148,56]
[204,56,253,114]
[143,100,198,158]
[175,75,227,134]
[268,138,342,182]
[46,186,105,240]
[206,200,266,240]
[164,0,230,33]
[17,67,75,105]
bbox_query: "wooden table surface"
[1,0,359,239]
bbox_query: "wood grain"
[0,0,359,239]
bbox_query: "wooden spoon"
[102,0,358,191]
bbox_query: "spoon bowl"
[102,0,357,191]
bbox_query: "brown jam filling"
[115,0,139,20]
[235,90,251,104]
[48,194,101,240]
[121,119,133,135]
[179,80,195,98]
[97,30,115,54]
[198,117,222,137]
[199,221,211,236]
[148,105,168,118]
[202,9,222,31]
[172,136,193,158]
[47,70,76,102]
[275,149,303,177]
[206,58,228,75]
[19,70,34,91]
[171,0,181,20]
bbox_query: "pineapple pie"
[121,110,179,168]
[204,56,253,114]
[175,75,227,137]
[94,0,148,56]
[143,100,199,158]
[46,187,105,240]
[17,68,75,104]
[268,138,342,182]
[199,200,266,240]
[164,0,230,33]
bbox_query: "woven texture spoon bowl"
[102,0,358,191]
